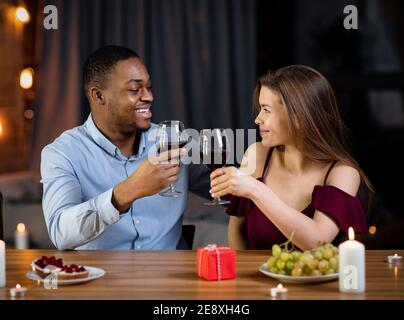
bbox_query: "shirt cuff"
[95,188,120,225]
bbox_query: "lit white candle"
[339,227,365,293]
[10,284,28,298]
[0,240,5,287]
[14,223,29,250]
[270,284,288,299]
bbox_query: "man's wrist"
[112,180,144,213]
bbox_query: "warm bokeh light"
[277,284,283,289]
[24,109,34,119]
[20,68,34,89]
[0,121,3,137]
[16,223,26,233]
[348,227,355,240]
[369,225,376,235]
[16,284,22,289]
[15,7,30,23]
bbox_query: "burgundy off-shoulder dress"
[226,148,367,249]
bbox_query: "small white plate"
[259,263,338,284]
[26,266,106,285]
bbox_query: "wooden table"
[1,250,403,300]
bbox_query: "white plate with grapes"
[259,263,339,284]
[259,239,339,284]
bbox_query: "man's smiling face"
[103,57,153,133]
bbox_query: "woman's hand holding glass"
[210,166,260,199]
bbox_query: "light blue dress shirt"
[41,114,209,250]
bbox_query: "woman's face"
[255,86,290,148]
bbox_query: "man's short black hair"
[83,45,139,96]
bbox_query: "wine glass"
[156,120,187,197]
[200,128,231,205]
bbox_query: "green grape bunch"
[266,232,339,277]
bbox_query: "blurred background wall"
[0,0,403,249]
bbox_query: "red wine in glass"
[158,141,187,154]
[200,150,229,171]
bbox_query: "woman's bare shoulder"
[326,162,361,197]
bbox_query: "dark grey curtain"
[32,0,256,170]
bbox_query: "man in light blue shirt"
[41,46,210,250]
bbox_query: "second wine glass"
[200,128,231,205]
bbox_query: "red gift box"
[196,244,236,281]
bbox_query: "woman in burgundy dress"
[210,65,374,250]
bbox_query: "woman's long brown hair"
[253,65,374,212]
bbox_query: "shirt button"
[136,245,141,249]
[135,220,140,224]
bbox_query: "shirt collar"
[84,114,147,159]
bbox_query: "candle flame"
[394,254,398,257]
[277,284,283,289]
[348,227,355,240]
[16,223,26,232]
[16,284,21,289]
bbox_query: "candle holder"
[10,284,28,299]
[387,254,402,265]
[269,284,288,299]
